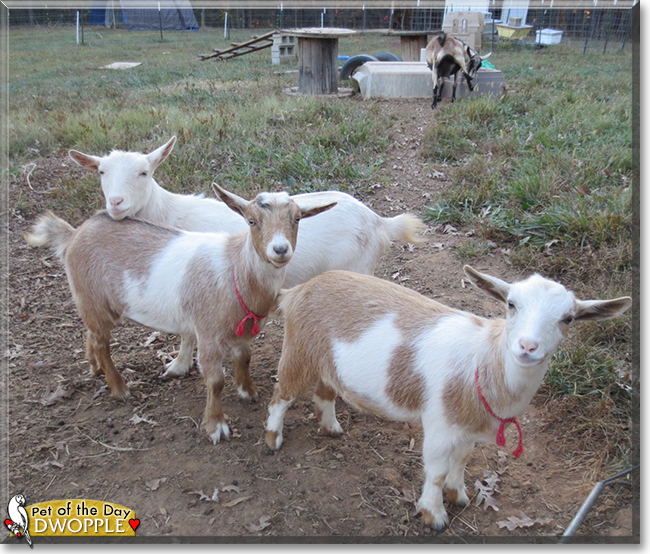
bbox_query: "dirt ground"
[6,98,635,542]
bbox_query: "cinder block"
[272,33,297,65]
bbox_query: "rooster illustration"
[5,494,32,547]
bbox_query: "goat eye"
[248,219,256,226]
[561,316,574,325]
[139,172,148,177]
[99,171,105,175]
[507,302,516,311]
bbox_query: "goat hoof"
[318,422,343,438]
[161,360,190,380]
[444,488,469,507]
[237,386,259,403]
[265,430,283,450]
[110,387,131,400]
[203,420,231,444]
[419,508,449,533]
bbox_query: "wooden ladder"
[199,30,276,61]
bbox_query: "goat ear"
[463,265,511,303]
[574,297,632,322]
[69,150,102,171]
[146,136,176,171]
[212,183,250,217]
[300,202,337,219]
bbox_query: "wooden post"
[400,35,428,61]
[298,37,338,94]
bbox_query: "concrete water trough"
[351,61,506,101]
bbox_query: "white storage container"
[536,28,563,45]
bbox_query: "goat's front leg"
[161,334,196,379]
[431,70,442,109]
[232,344,258,402]
[417,417,454,532]
[463,71,475,92]
[444,440,474,507]
[451,72,459,102]
[197,341,229,444]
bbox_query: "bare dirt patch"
[7,99,634,542]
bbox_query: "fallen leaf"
[475,470,500,511]
[221,485,241,493]
[32,384,72,406]
[130,413,157,426]
[146,477,167,491]
[497,511,553,531]
[188,488,219,502]
[141,331,161,346]
[222,495,252,508]
[305,445,328,456]
[245,515,272,533]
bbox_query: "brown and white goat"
[264,268,631,531]
[69,137,425,379]
[25,186,336,444]
[424,33,490,109]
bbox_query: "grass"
[7,27,636,471]
[7,27,394,200]
[422,44,633,256]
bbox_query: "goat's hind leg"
[88,327,130,399]
[233,344,258,402]
[161,334,196,379]
[86,330,102,376]
[313,380,342,438]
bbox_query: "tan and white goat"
[69,137,424,378]
[424,33,490,109]
[25,186,336,444]
[264,268,631,531]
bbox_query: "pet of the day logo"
[5,496,139,542]
[5,494,32,547]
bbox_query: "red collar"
[474,367,524,458]
[233,269,267,337]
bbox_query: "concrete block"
[352,62,506,101]
[271,33,297,65]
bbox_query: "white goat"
[265,267,631,531]
[69,137,425,379]
[25,186,336,444]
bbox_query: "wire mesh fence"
[6,6,633,53]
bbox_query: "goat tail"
[24,211,76,261]
[383,213,427,244]
[276,285,304,317]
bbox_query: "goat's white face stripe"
[266,232,293,263]
[258,191,290,206]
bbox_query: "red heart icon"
[129,519,140,531]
